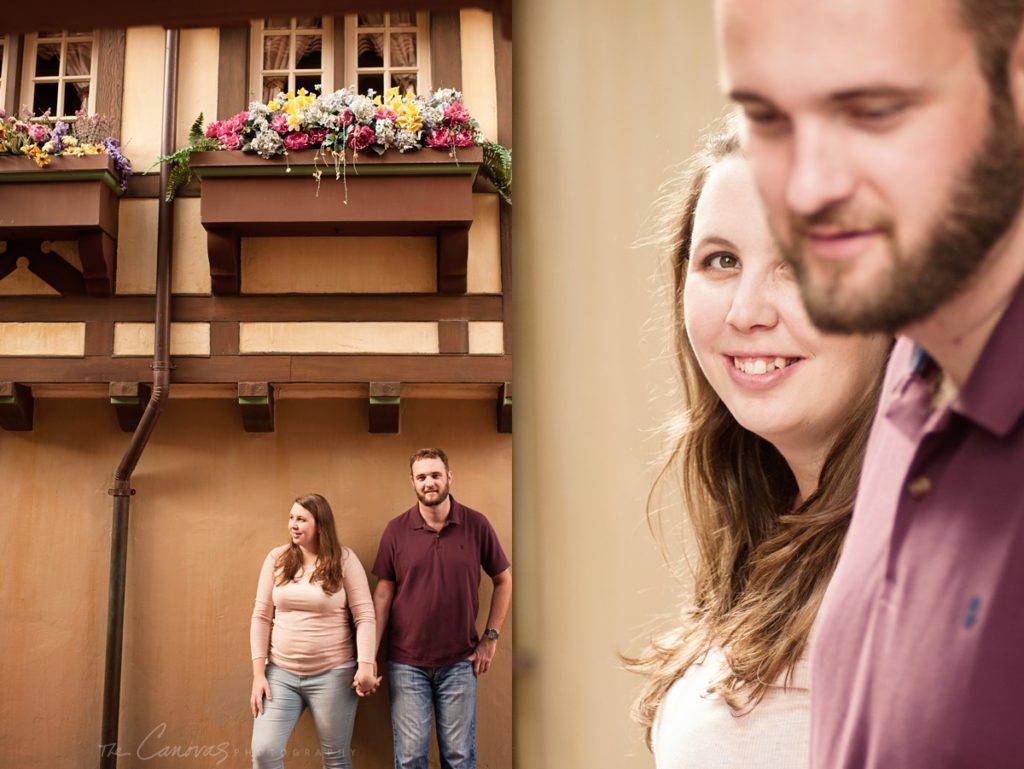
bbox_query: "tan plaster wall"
[0,322,85,356]
[467,193,502,294]
[241,237,437,294]
[0,398,511,769]
[121,27,166,168]
[468,322,504,354]
[516,1,724,768]
[113,322,211,357]
[173,198,213,294]
[0,258,60,295]
[239,322,439,354]
[116,198,158,295]
[460,10,498,142]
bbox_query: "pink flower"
[452,130,475,148]
[375,107,397,121]
[443,103,471,125]
[424,128,450,149]
[270,114,289,134]
[308,127,328,145]
[284,132,310,151]
[219,133,242,151]
[340,110,354,127]
[28,123,49,143]
[226,111,249,132]
[347,125,375,151]
[205,120,223,139]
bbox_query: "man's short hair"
[410,448,450,473]
[958,0,1024,96]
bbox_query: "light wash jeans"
[251,663,359,769]
[388,660,477,769]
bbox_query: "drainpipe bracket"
[107,487,136,497]
[151,362,176,371]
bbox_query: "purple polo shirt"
[811,277,1024,768]
[373,496,509,667]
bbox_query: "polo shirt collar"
[912,275,1024,438]
[406,496,464,530]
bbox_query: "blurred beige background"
[515,1,725,767]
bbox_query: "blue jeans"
[251,663,359,769]
[388,660,477,769]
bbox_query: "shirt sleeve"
[342,548,377,665]
[249,550,277,662]
[372,521,397,581]
[479,516,510,577]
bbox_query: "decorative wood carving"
[109,381,151,433]
[368,381,400,433]
[238,381,275,432]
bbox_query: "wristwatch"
[484,628,500,641]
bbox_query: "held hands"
[469,636,497,677]
[250,675,272,717]
[352,661,382,697]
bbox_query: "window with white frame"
[249,17,334,104]
[345,12,430,96]
[20,31,97,119]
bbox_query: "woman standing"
[250,493,379,769]
[629,126,891,766]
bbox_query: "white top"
[652,647,811,769]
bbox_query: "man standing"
[716,0,1024,767]
[372,448,511,769]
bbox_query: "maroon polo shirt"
[811,277,1024,768]
[373,496,510,667]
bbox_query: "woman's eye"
[703,252,739,270]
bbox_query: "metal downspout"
[99,28,179,768]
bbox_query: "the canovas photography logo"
[100,723,232,765]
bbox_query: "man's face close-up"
[716,0,1024,334]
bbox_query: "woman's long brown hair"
[627,123,888,745]
[274,493,347,595]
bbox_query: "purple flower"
[50,121,69,153]
[101,137,133,193]
[27,123,49,143]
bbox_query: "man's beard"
[780,93,1024,334]
[417,484,450,507]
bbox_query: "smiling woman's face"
[683,156,889,453]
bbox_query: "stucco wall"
[0,397,511,768]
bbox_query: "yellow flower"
[396,101,422,133]
[267,100,280,111]
[63,135,79,146]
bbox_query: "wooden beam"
[238,382,275,432]
[0,382,34,431]
[438,320,469,354]
[94,29,127,138]
[208,229,241,295]
[78,232,116,296]
[217,27,249,119]
[3,239,86,295]
[496,381,511,433]
[438,228,469,293]
[368,381,400,433]
[430,11,463,91]
[109,381,150,433]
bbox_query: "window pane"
[295,35,322,69]
[358,13,384,26]
[33,82,59,116]
[390,73,417,95]
[390,12,415,26]
[295,17,322,29]
[262,75,287,103]
[35,43,61,77]
[358,73,384,96]
[390,33,416,67]
[264,18,290,29]
[63,80,89,116]
[357,34,384,68]
[263,35,290,70]
[65,41,91,77]
[295,74,321,95]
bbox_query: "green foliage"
[481,141,512,206]
[147,113,221,201]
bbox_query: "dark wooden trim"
[429,11,462,91]
[0,381,33,430]
[2,35,21,119]
[0,354,512,384]
[438,228,469,294]
[0,294,503,322]
[238,381,275,432]
[94,29,127,137]
[332,17,346,91]
[496,381,510,433]
[368,381,400,433]
[438,320,469,354]
[493,9,511,148]
[217,27,249,119]
[109,381,149,432]
[210,321,240,355]
[500,198,511,354]
[85,321,114,356]
[3,239,85,296]
[124,175,200,199]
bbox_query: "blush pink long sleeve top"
[250,544,376,676]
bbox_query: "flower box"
[189,147,482,295]
[0,154,121,296]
